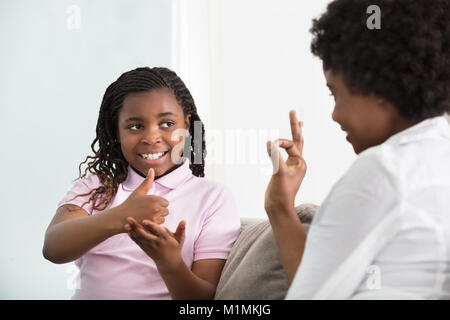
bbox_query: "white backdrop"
[171,0,356,220]
[1,0,359,299]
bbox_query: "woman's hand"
[263,110,308,282]
[114,168,170,233]
[264,110,307,216]
[125,217,186,273]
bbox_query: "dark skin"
[117,88,191,178]
[325,70,419,154]
[44,89,224,299]
[119,89,225,299]
[264,68,420,284]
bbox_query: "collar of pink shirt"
[121,158,193,192]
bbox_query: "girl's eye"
[129,124,143,131]
[161,122,175,128]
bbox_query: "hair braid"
[153,67,206,177]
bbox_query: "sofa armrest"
[214,203,319,300]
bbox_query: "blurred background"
[0,0,357,299]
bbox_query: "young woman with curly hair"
[265,0,450,299]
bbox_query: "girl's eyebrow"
[124,112,176,122]
[157,112,176,118]
[125,116,144,122]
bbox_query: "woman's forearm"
[157,261,217,300]
[266,206,307,284]
[43,207,122,264]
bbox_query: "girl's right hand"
[114,168,169,233]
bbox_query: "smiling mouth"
[138,151,169,161]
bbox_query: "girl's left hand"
[125,217,186,273]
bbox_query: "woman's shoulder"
[355,140,429,181]
[340,146,402,193]
[353,144,403,174]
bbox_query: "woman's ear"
[375,96,397,113]
[368,93,391,111]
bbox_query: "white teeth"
[140,152,165,160]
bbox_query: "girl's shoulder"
[72,171,104,190]
[57,172,104,213]
[188,176,235,198]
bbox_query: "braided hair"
[72,67,206,211]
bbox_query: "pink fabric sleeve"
[56,174,102,215]
[193,186,241,261]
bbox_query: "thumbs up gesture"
[114,168,170,233]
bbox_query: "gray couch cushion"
[214,203,318,300]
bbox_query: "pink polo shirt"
[57,159,241,300]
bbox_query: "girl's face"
[324,69,417,154]
[117,89,190,177]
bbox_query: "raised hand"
[125,217,186,273]
[115,168,170,233]
[264,110,307,215]
[263,110,308,283]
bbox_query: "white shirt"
[286,116,450,300]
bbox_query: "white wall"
[0,0,172,299]
[172,0,356,219]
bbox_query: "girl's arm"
[43,168,168,264]
[43,204,125,264]
[159,259,225,300]
[126,217,224,299]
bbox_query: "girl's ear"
[184,114,191,130]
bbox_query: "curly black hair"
[71,67,206,211]
[310,0,450,121]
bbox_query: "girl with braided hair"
[43,67,240,300]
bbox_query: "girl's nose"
[142,128,162,145]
